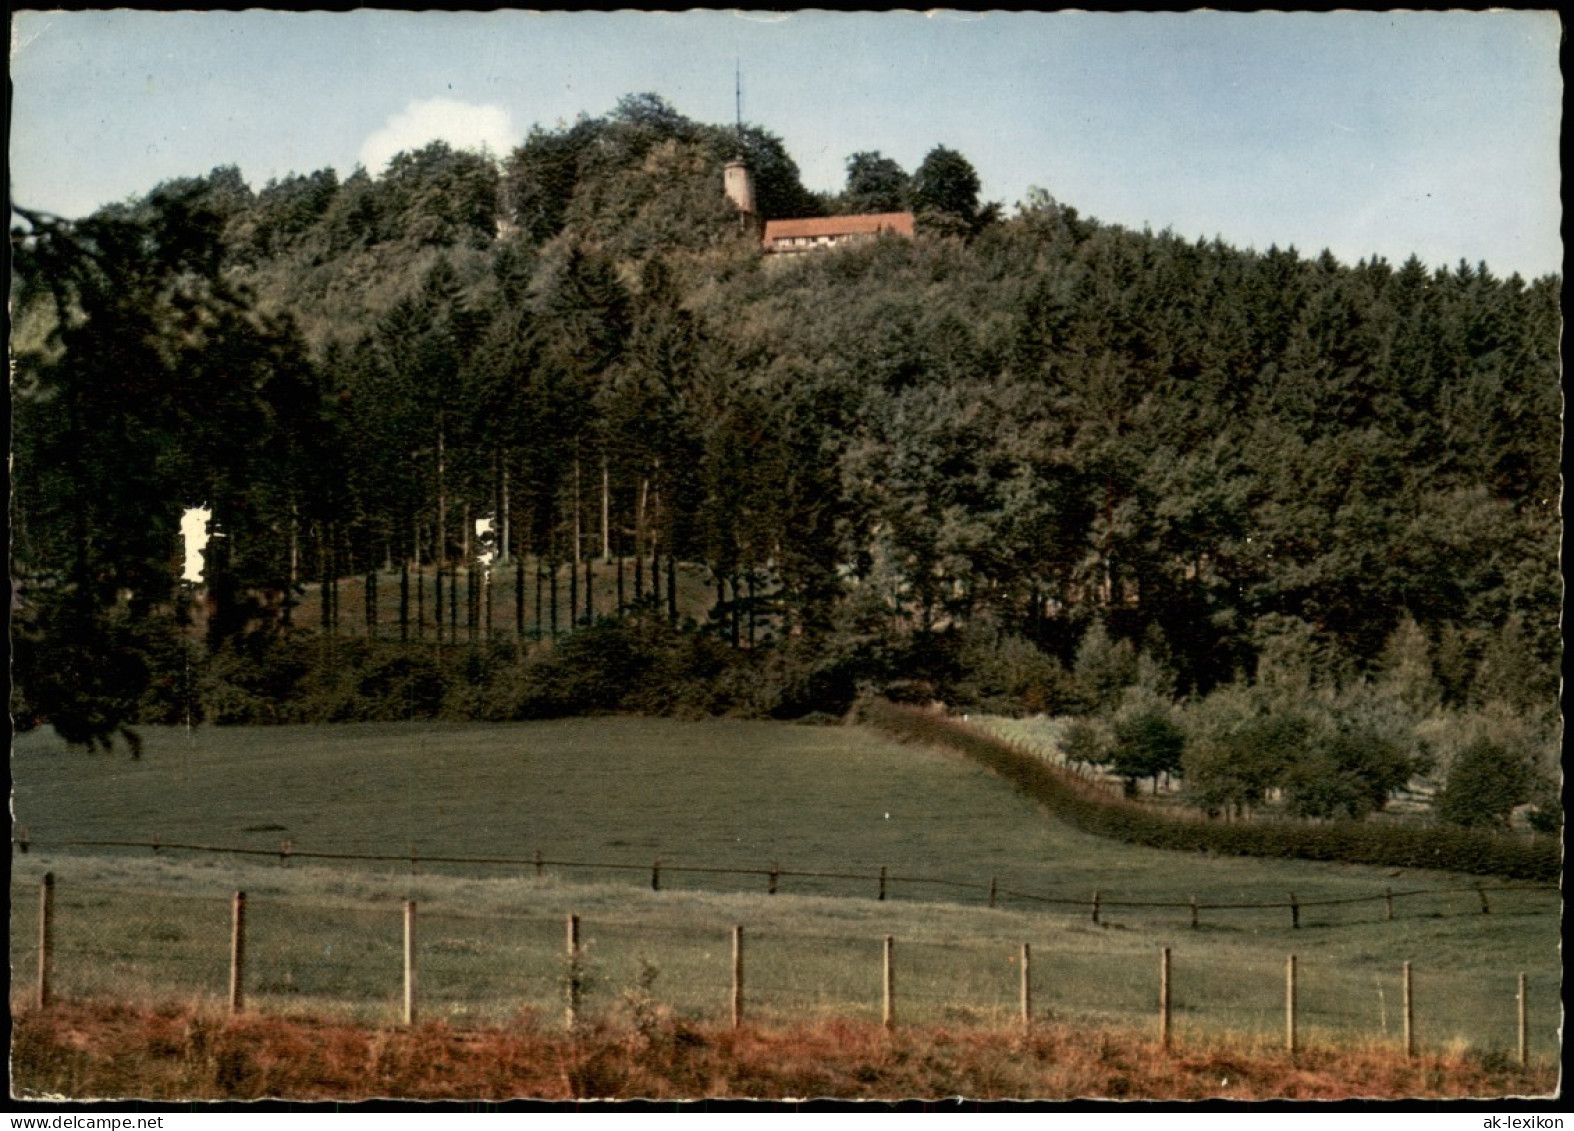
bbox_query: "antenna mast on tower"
[723,57,757,229]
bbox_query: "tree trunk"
[400,557,409,642]
[568,521,579,627]
[466,562,476,639]
[651,542,661,616]
[515,553,525,638]
[284,502,299,627]
[636,476,650,597]
[500,462,511,565]
[437,425,447,567]
[328,525,340,635]
[601,455,611,563]
[573,454,582,565]
[549,534,559,639]
[449,561,458,642]
[491,449,502,567]
[433,564,443,644]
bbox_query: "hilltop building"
[761,212,915,254]
[723,157,914,253]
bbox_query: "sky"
[8,9,1564,279]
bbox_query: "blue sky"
[9,10,1563,278]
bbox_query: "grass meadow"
[10,717,1562,1082]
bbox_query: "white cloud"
[358,97,516,172]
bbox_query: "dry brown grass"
[10,998,1559,1101]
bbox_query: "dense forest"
[11,94,1561,831]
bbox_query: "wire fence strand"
[11,835,1558,927]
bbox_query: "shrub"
[136,633,206,726]
[1524,779,1561,835]
[1433,738,1536,830]
[953,627,1075,715]
[355,649,445,720]
[1070,620,1137,714]
[1181,689,1309,817]
[1374,614,1442,717]
[1281,723,1416,821]
[1109,708,1185,797]
[1058,716,1110,774]
[630,627,741,717]
[1475,614,1556,713]
[770,646,863,719]
[198,632,313,724]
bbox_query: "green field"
[9,719,1560,1058]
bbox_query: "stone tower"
[724,157,756,221]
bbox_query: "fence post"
[1385,887,1394,922]
[1159,947,1172,1052]
[1517,973,1527,1069]
[37,872,55,1010]
[1402,961,1414,1059]
[565,913,582,1031]
[535,850,543,879]
[768,865,779,895]
[281,838,291,868]
[652,859,661,892]
[403,900,418,1027]
[878,866,887,902]
[229,891,246,1015]
[988,877,997,909]
[1020,943,1032,1033]
[731,925,744,1030]
[1285,954,1298,1055]
[1190,895,1199,930]
[1476,884,1491,915]
[882,936,896,1031]
[1091,890,1101,926]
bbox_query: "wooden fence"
[11,833,1556,931]
[20,872,1543,1067]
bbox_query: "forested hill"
[11,94,1561,820]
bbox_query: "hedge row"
[860,699,1560,882]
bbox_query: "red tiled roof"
[761,212,915,247]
